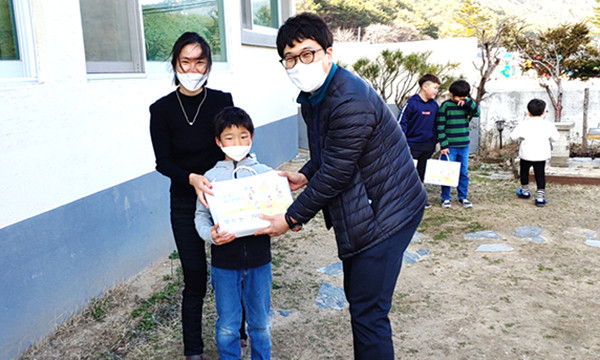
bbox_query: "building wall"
[480,80,600,150]
[0,1,299,358]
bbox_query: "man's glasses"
[279,48,324,69]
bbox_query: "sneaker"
[442,200,451,209]
[424,202,431,209]
[459,199,473,208]
[535,197,546,207]
[517,188,531,199]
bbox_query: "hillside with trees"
[296,0,596,42]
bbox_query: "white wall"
[333,37,479,84]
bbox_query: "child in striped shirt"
[436,80,480,209]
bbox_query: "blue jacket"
[286,67,427,260]
[398,93,438,145]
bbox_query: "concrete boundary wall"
[480,80,600,150]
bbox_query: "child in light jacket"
[510,99,559,207]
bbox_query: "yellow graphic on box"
[217,179,291,216]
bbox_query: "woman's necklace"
[175,87,208,126]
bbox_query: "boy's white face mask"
[286,60,328,93]
[176,71,208,92]
[221,144,251,162]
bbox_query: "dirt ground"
[21,154,600,360]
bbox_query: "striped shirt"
[436,98,480,148]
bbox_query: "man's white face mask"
[286,60,328,93]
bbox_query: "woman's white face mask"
[286,60,328,93]
[176,71,209,92]
[221,144,251,162]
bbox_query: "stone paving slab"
[315,282,348,310]
[585,240,600,248]
[317,262,343,275]
[464,230,504,240]
[475,244,514,252]
[403,249,431,264]
[513,226,543,238]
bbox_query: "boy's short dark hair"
[449,80,471,97]
[276,13,333,58]
[527,99,546,116]
[213,106,255,138]
[419,74,441,87]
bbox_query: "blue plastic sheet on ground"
[586,233,598,239]
[475,244,514,252]
[464,230,504,240]
[584,240,600,248]
[317,261,343,275]
[315,282,348,310]
[514,226,543,238]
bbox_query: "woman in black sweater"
[149,32,232,360]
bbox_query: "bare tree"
[451,0,517,105]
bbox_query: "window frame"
[80,0,146,75]
[0,0,37,82]
[241,0,289,48]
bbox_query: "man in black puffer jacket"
[257,13,427,360]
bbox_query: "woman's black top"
[150,88,234,198]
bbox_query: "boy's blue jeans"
[211,263,272,360]
[441,145,470,201]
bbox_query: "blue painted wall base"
[0,172,174,360]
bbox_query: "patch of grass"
[87,298,109,322]
[462,221,486,233]
[504,323,515,328]
[537,264,553,272]
[482,255,504,265]
[433,232,448,240]
[271,256,283,267]
[418,213,452,232]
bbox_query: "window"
[79,0,145,74]
[0,0,18,60]
[251,0,278,29]
[242,0,292,47]
[0,0,36,80]
[141,0,226,64]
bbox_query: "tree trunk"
[556,84,563,123]
[583,88,589,153]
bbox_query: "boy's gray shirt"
[194,156,272,244]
